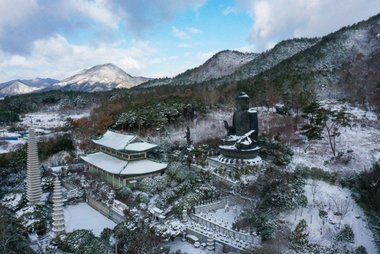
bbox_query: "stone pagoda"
[218,92,261,165]
[52,176,65,237]
[26,128,42,204]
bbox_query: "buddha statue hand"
[224,120,235,136]
[235,130,256,149]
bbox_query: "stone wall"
[190,195,259,252]
[190,214,256,244]
[191,163,240,188]
[87,195,110,216]
[86,195,125,224]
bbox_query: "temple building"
[81,130,167,188]
[26,128,42,204]
[52,176,65,237]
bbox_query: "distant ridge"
[136,13,380,105]
[0,80,44,96]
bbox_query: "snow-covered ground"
[0,138,26,154]
[19,111,90,129]
[290,125,380,173]
[0,193,22,210]
[281,180,377,254]
[166,238,210,254]
[289,103,379,173]
[64,202,116,236]
[151,110,230,146]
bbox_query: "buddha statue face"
[235,93,249,111]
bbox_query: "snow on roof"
[92,130,157,151]
[81,152,127,174]
[149,206,163,214]
[92,130,136,150]
[50,166,68,172]
[122,159,167,175]
[124,142,157,152]
[81,152,167,175]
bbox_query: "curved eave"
[81,152,166,176]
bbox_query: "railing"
[190,214,257,244]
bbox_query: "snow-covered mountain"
[138,13,380,107]
[229,38,320,81]
[0,81,43,96]
[0,78,58,90]
[247,14,380,102]
[140,50,258,88]
[174,50,258,84]
[51,63,151,92]
[139,40,318,89]
[22,78,58,87]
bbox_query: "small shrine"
[218,92,261,165]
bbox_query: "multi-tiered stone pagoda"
[52,176,65,237]
[26,128,42,204]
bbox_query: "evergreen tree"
[290,219,309,253]
[336,224,354,243]
[300,101,326,152]
[301,102,351,156]
[355,245,368,254]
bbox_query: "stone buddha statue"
[223,92,258,149]
[218,92,260,165]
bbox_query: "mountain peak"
[0,80,43,96]
[172,50,258,85]
[53,63,151,92]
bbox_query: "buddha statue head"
[235,92,250,111]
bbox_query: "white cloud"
[236,0,380,51]
[187,27,202,34]
[0,0,38,30]
[0,55,33,69]
[0,0,206,54]
[172,26,190,39]
[172,26,202,40]
[0,35,158,81]
[222,6,239,15]
[68,0,119,29]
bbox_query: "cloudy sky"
[0,0,379,83]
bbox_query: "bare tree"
[331,196,350,229]
[310,181,319,204]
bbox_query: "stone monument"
[184,126,193,148]
[218,92,261,165]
